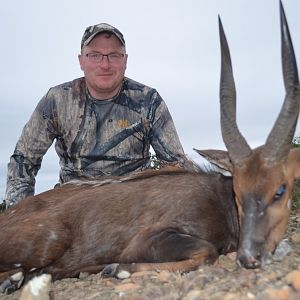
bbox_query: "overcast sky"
[1,0,300,198]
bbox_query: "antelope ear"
[193,149,233,173]
[287,148,300,179]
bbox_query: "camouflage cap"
[81,23,125,49]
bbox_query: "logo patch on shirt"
[118,119,129,129]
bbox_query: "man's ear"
[78,54,84,71]
[193,148,233,173]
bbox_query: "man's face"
[79,33,127,99]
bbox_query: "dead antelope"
[213,0,300,268]
[0,0,299,294]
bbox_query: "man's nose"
[99,56,110,68]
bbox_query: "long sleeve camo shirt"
[5,77,186,206]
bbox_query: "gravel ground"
[1,211,300,300]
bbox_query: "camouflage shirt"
[5,77,186,206]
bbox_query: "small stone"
[295,211,300,223]
[157,270,173,283]
[79,272,90,279]
[218,254,237,271]
[273,239,292,261]
[182,289,202,300]
[290,232,300,243]
[114,282,140,293]
[131,270,158,278]
[102,278,117,287]
[286,270,300,291]
[222,292,242,300]
[20,274,52,300]
[246,292,256,299]
[116,270,131,279]
[256,271,278,284]
[226,252,237,261]
[260,286,291,300]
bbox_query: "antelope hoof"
[0,279,17,294]
[101,263,120,278]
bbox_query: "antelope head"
[196,1,300,268]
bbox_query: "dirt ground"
[1,211,300,300]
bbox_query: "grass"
[0,201,5,212]
[291,136,300,211]
[292,180,300,211]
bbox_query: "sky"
[1,0,300,199]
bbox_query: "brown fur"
[0,168,239,284]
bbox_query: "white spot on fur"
[11,271,23,281]
[287,199,291,209]
[49,230,58,241]
[14,263,21,268]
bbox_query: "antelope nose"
[237,250,261,269]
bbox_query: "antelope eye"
[274,184,286,200]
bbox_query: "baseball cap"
[81,23,125,49]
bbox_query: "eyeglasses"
[85,53,125,63]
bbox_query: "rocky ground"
[1,211,300,300]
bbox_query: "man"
[5,23,187,207]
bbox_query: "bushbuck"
[0,0,299,293]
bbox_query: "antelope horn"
[218,16,252,165]
[263,0,300,163]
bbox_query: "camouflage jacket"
[5,77,186,206]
